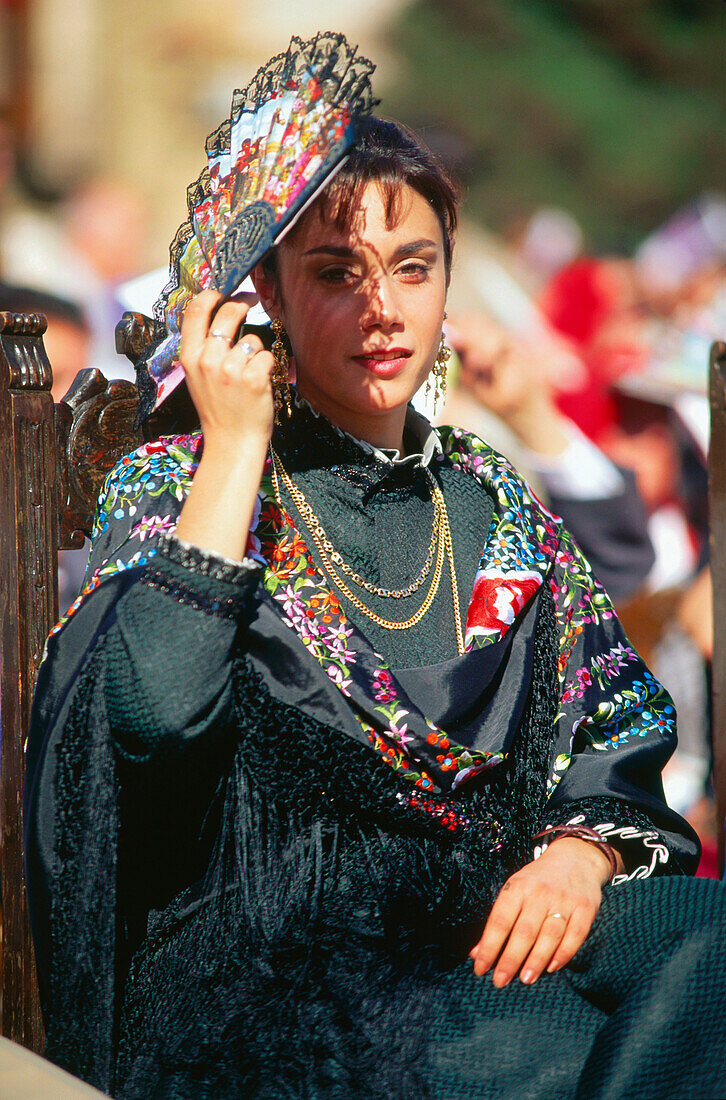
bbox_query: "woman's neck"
[294,383,408,453]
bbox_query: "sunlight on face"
[265,182,447,446]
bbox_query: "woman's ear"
[251,262,280,319]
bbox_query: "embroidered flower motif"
[130,514,177,543]
[465,569,543,641]
[373,668,395,702]
[326,665,352,695]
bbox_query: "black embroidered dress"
[24,401,726,1099]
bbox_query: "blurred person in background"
[604,388,714,866]
[440,310,654,604]
[2,176,147,380]
[538,256,648,445]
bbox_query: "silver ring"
[208,330,230,342]
[546,912,566,922]
[238,341,256,358]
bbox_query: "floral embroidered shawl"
[45,422,690,871]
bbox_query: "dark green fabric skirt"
[427,876,726,1100]
[116,874,726,1099]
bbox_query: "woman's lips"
[353,349,412,377]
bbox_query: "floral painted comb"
[135,31,376,419]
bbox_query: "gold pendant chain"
[269,446,465,655]
[441,500,466,656]
[270,447,441,599]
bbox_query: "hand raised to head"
[180,289,276,452]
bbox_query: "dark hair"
[267,117,460,281]
[0,283,89,330]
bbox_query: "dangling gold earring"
[270,317,292,423]
[426,312,451,413]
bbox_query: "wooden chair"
[708,340,726,870]
[0,310,148,1051]
[1,313,725,1059]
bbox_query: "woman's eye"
[318,266,358,284]
[397,262,431,281]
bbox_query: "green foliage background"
[381,0,726,251]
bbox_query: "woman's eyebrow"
[303,239,439,259]
[394,239,438,258]
[303,244,358,258]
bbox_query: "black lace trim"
[142,553,256,621]
[158,531,257,585]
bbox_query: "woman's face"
[256,181,448,441]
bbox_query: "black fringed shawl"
[28,574,561,1097]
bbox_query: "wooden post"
[0,312,53,1050]
[709,340,726,877]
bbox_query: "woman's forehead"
[286,181,443,254]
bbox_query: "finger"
[227,333,264,360]
[228,290,260,307]
[470,884,523,977]
[196,312,262,377]
[546,906,598,974]
[217,350,275,397]
[519,911,570,985]
[206,300,254,344]
[490,904,552,988]
[218,337,267,383]
[180,290,224,362]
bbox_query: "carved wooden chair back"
[0,310,153,1050]
[709,340,726,871]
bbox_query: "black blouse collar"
[277,389,442,471]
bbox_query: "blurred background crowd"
[0,0,725,869]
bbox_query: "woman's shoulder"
[93,431,203,541]
[72,430,204,605]
[437,423,553,506]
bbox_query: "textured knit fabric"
[25,403,721,1099]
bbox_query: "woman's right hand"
[179,289,276,454]
[173,290,277,561]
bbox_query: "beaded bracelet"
[532,824,619,882]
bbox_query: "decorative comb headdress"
[135,32,376,420]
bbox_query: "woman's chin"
[353,374,425,412]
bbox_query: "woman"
[25,105,726,1099]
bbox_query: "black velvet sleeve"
[104,535,260,761]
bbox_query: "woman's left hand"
[469,837,616,987]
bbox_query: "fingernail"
[520,968,535,984]
[492,970,508,988]
[546,962,559,973]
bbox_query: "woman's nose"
[361,276,402,329]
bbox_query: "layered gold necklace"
[270,446,465,655]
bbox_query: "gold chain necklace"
[270,448,441,599]
[269,446,465,655]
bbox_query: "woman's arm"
[467,524,696,987]
[45,291,277,761]
[173,289,275,559]
[100,291,276,756]
[469,834,621,986]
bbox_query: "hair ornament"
[135,32,377,419]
